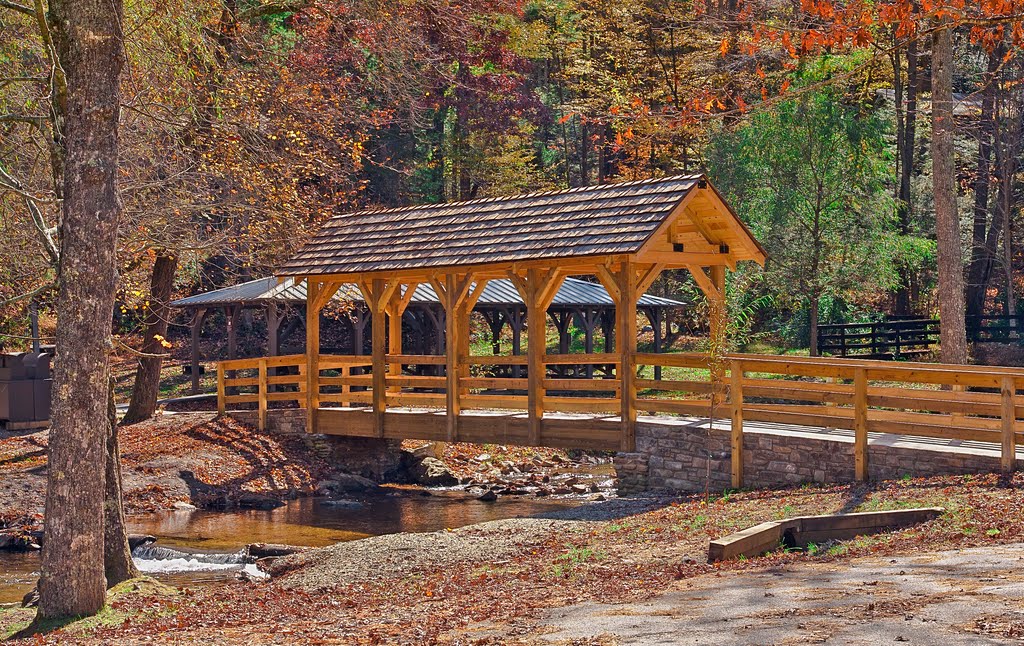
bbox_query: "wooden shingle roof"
[278,174,733,277]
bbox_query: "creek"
[0,485,598,604]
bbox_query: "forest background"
[2,0,1022,362]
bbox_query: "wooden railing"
[218,352,1023,486]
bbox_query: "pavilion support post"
[226,305,240,361]
[190,308,206,395]
[267,302,280,357]
[510,307,525,378]
[615,262,638,451]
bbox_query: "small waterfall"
[131,544,249,573]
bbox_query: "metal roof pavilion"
[171,276,686,310]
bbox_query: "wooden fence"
[817,319,939,359]
[967,314,1024,343]
[218,352,1023,487]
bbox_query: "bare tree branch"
[0,0,33,16]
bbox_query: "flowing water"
[0,486,594,604]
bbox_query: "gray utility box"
[0,352,52,429]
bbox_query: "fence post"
[258,358,268,432]
[1002,376,1016,475]
[730,360,744,489]
[216,363,225,415]
[854,368,868,481]
[341,365,351,408]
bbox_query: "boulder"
[477,490,498,502]
[237,492,285,510]
[414,457,458,487]
[319,472,380,494]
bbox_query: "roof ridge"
[337,174,704,220]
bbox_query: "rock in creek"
[318,472,380,494]
[477,490,498,502]
[237,492,285,510]
[246,542,311,559]
[414,457,458,487]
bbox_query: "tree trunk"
[38,0,125,620]
[894,34,919,315]
[809,295,820,357]
[105,378,139,586]
[965,49,1000,320]
[931,22,969,364]
[123,253,177,424]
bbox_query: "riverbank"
[5,471,1024,643]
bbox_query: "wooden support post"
[340,365,350,408]
[371,282,387,438]
[854,368,869,481]
[258,358,268,431]
[190,308,206,395]
[387,282,417,393]
[216,362,225,415]
[306,280,321,434]
[442,274,462,441]
[1002,376,1016,475]
[729,360,743,489]
[226,305,240,360]
[617,261,638,451]
[525,268,546,446]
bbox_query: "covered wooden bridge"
[218,175,765,451]
[218,174,1024,486]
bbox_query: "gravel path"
[270,496,669,590]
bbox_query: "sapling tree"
[708,87,919,356]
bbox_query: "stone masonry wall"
[615,416,1020,494]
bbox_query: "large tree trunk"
[123,253,178,424]
[931,22,969,364]
[808,295,820,357]
[965,49,1001,320]
[894,34,920,315]
[38,0,125,620]
[105,378,139,586]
